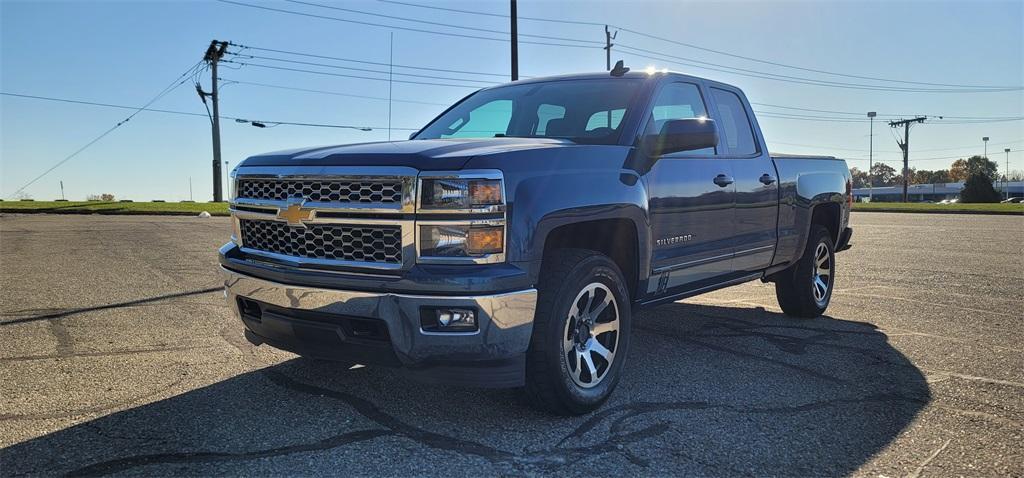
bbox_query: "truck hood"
[239,138,576,170]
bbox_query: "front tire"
[775,225,836,318]
[525,249,631,415]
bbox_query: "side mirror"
[641,118,719,157]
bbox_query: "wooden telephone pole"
[510,0,518,81]
[604,25,618,71]
[888,116,927,202]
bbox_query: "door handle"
[713,174,734,187]
[759,174,776,185]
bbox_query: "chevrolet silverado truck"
[220,67,853,415]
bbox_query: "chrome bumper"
[221,267,537,364]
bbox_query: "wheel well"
[811,202,840,243]
[543,219,639,299]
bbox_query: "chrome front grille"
[240,220,403,264]
[237,178,403,203]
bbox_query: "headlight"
[420,178,503,210]
[229,168,239,200]
[420,224,504,257]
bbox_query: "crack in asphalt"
[682,319,922,371]
[0,287,222,326]
[47,303,932,476]
[64,429,393,477]
[643,326,850,385]
[59,366,930,477]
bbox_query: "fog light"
[421,307,477,332]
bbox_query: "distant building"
[853,181,1023,202]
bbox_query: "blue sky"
[2,0,1022,201]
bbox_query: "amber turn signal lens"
[469,180,502,205]
[467,226,504,255]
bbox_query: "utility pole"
[510,0,518,81]
[888,117,927,203]
[388,32,394,141]
[59,180,65,201]
[189,177,193,202]
[1003,146,1011,198]
[983,136,989,158]
[867,111,876,202]
[603,25,619,128]
[199,40,229,202]
[604,25,618,71]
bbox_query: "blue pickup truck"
[219,67,853,414]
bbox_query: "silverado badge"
[656,234,694,247]
[277,200,315,227]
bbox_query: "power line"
[820,153,1019,163]
[9,92,1012,156]
[214,0,600,50]
[225,52,498,86]
[285,0,600,45]
[617,45,1021,93]
[1,92,210,118]
[753,102,1023,121]
[770,139,1024,155]
[229,43,1020,122]
[229,43,515,78]
[616,36,1019,91]
[378,0,604,26]
[5,62,204,199]
[0,91,412,130]
[758,112,1022,124]
[378,0,1020,90]
[219,78,450,106]
[756,112,875,123]
[222,60,487,89]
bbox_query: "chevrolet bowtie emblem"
[277,200,315,226]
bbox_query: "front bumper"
[222,267,537,387]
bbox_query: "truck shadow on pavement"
[2,302,930,476]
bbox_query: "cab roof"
[485,70,740,92]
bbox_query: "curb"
[852,209,1023,216]
[0,209,230,217]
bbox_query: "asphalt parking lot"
[1,212,1021,476]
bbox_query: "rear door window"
[710,88,759,156]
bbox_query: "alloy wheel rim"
[812,242,832,305]
[562,282,620,389]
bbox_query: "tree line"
[850,155,1019,202]
[850,156,1023,188]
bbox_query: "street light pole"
[867,111,876,202]
[983,136,989,158]
[1006,148,1012,200]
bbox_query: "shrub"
[960,172,1001,203]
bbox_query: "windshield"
[414,78,643,145]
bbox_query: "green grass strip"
[0,201,231,216]
[853,202,1023,215]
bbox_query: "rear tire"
[524,249,631,415]
[775,225,835,318]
